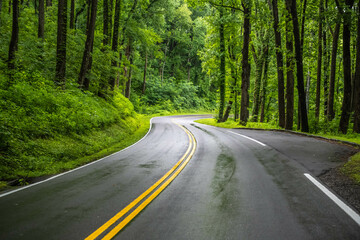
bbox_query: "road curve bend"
[0,115,359,240]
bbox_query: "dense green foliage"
[0,73,141,181]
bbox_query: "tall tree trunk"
[251,44,267,122]
[103,0,109,46]
[78,0,97,90]
[55,0,67,88]
[338,0,354,134]
[300,0,307,48]
[125,42,132,99]
[125,55,133,99]
[323,0,329,116]
[315,0,324,120]
[271,0,285,128]
[69,0,74,29]
[109,0,121,90]
[38,0,44,38]
[285,11,295,130]
[218,5,226,122]
[8,0,18,82]
[142,51,148,95]
[306,69,311,111]
[327,22,340,120]
[109,0,113,44]
[260,47,270,123]
[222,101,233,122]
[160,39,169,86]
[354,1,360,133]
[240,0,251,125]
[286,0,309,132]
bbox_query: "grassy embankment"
[0,77,152,189]
[195,118,360,184]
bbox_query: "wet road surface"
[0,115,359,239]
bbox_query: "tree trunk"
[103,0,109,46]
[300,0,307,48]
[271,0,285,128]
[55,0,67,88]
[8,0,18,82]
[251,44,267,122]
[260,47,270,123]
[338,0,354,134]
[125,42,132,99]
[306,69,311,112]
[287,0,309,132]
[354,1,360,133]
[240,0,251,125]
[222,101,233,122]
[323,31,329,116]
[315,0,323,120]
[109,0,121,90]
[78,0,97,90]
[285,11,294,130]
[69,0,74,29]
[38,0,44,38]
[109,0,113,44]
[161,39,169,86]
[323,0,329,116]
[327,22,340,120]
[218,6,226,122]
[142,51,148,95]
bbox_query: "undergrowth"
[0,74,143,185]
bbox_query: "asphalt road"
[0,115,359,240]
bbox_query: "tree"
[218,5,226,121]
[270,0,285,128]
[38,0,44,38]
[103,0,109,46]
[354,1,360,133]
[70,0,75,29]
[55,0,67,88]
[240,0,251,125]
[78,0,98,90]
[109,0,121,90]
[315,0,324,120]
[327,21,340,120]
[8,0,19,81]
[338,0,355,134]
[285,9,294,130]
[286,0,309,132]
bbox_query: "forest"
[0,0,359,184]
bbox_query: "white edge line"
[227,131,267,147]
[304,173,360,226]
[0,118,155,198]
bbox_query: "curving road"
[0,115,359,239]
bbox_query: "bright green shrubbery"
[133,79,214,114]
[0,72,139,182]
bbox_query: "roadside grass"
[0,114,150,189]
[195,118,360,145]
[195,118,281,130]
[342,152,360,184]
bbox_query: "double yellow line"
[85,122,197,240]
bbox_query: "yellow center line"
[85,120,196,240]
[102,125,196,240]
